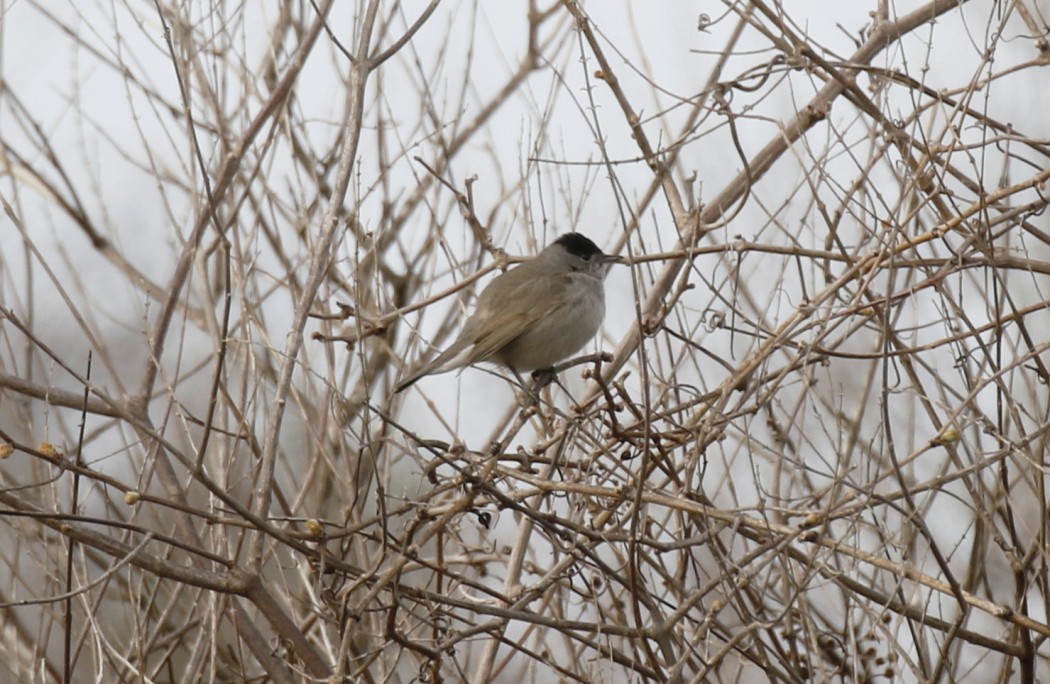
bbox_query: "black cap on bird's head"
[554,232,602,258]
[554,232,623,265]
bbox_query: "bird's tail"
[393,343,472,393]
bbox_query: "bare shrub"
[2,1,1049,681]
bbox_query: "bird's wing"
[465,273,570,365]
[397,267,558,391]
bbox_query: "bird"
[394,232,623,393]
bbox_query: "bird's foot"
[509,367,557,408]
[530,367,557,390]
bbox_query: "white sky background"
[2,0,1050,680]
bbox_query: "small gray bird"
[395,233,622,392]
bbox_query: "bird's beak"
[601,253,626,265]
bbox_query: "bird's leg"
[507,367,557,407]
[517,367,561,409]
[507,367,539,407]
[530,367,558,390]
